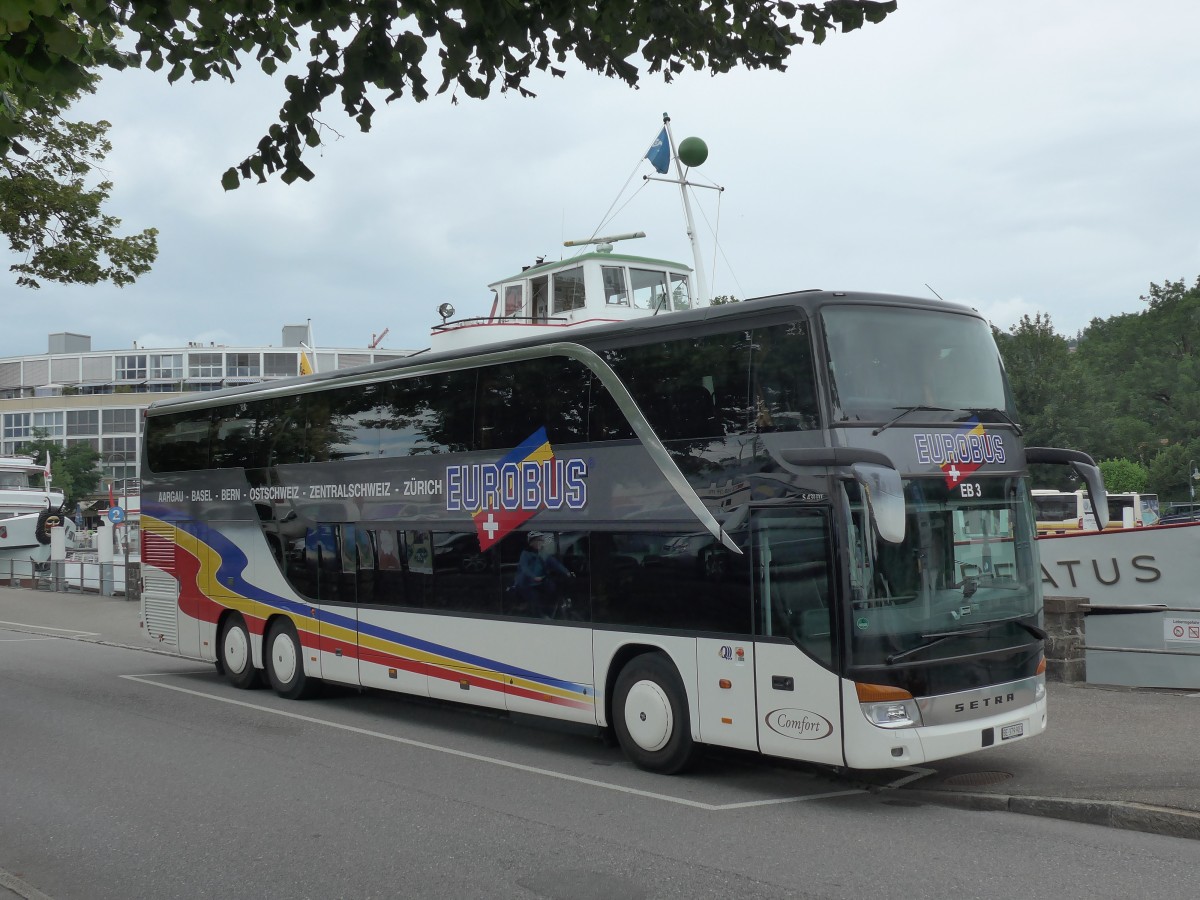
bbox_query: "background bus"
[1033,489,1156,533]
[1032,489,1096,534]
[140,291,1103,774]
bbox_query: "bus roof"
[144,289,987,417]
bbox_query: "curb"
[900,789,1200,841]
[1,622,177,658]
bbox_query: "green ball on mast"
[677,136,709,168]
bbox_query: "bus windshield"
[822,305,1014,422]
[844,477,1040,667]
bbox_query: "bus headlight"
[855,682,923,729]
[860,699,922,728]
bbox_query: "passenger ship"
[0,456,74,561]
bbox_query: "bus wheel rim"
[223,626,249,674]
[272,632,297,684]
[624,680,673,752]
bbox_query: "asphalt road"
[2,627,1198,900]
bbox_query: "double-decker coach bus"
[140,291,1105,773]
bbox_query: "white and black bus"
[140,291,1104,772]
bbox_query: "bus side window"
[355,527,376,605]
[303,524,340,603]
[431,531,501,614]
[750,321,819,433]
[373,529,406,606]
[144,408,213,473]
[476,358,589,450]
[404,530,434,608]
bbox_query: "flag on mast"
[43,452,51,484]
[645,127,670,174]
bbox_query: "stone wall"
[1044,595,1088,682]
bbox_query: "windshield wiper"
[872,405,952,436]
[961,407,1024,436]
[884,616,1047,665]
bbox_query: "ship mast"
[643,112,723,306]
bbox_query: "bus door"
[752,508,845,766]
[313,524,361,686]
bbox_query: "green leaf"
[220,167,240,191]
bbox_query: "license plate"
[1000,722,1024,741]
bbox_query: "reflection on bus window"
[590,531,751,634]
[843,478,1038,668]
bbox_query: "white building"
[0,325,414,490]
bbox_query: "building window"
[102,435,138,460]
[226,353,260,378]
[3,413,30,441]
[115,355,148,380]
[32,411,64,438]
[263,353,298,378]
[66,409,99,436]
[103,436,138,484]
[102,409,138,432]
[150,354,183,379]
[188,353,223,378]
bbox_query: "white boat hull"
[1038,521,1200,609]
[1038,522,1200,689]
[0,511,76,563]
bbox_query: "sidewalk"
[2,585,1197,840]
[890,681,1200,841]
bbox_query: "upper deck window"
[822,305,1014,422]
[669,273,691,311]
[602,267,629,306]
[503,284,524,317]
[552,267,586,313]
[630,268,669,311]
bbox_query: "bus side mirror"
[1025,447,1109,530]
[780,448,906,544]
[851,463,907,545]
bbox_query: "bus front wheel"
[219,614,260,690]
[265,619,319,700]
[613,653,699,774]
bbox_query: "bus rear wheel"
[219,614,259,689]
[265,619,319,700]
[613,653,699,774]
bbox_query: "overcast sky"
[5,0,1199,358]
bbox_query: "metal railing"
[1,556,140,600]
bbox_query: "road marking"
[0,635,58,642]
[0,866,56,900]
[123,673,873,811]
[886,766,936,789]
[0,620,99,637]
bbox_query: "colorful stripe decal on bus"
[445,427,588,551]
[142,511,593,711]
